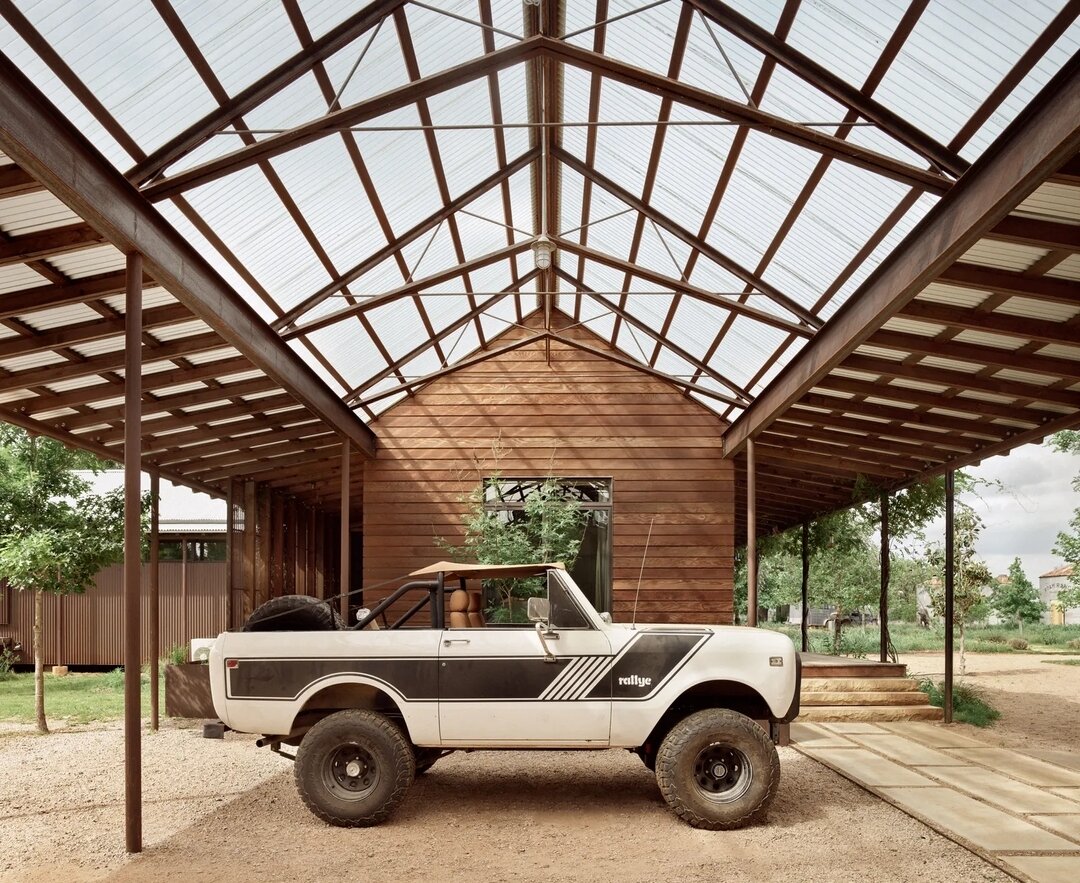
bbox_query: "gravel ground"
[900,651,1080,755]
[1,723,1011,883]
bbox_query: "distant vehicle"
[203,562,800,830]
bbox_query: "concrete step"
[801,661,907,679]
[798,705,944,723]
[801,677,922,693]
[801,691,932,707]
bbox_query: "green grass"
[762,621,1080,656]
[0,668,155,725]
[1042,658,1080,666]
[918,679,1001,728]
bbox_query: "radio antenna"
[631,516,655,629]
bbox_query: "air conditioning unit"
[189,638,215,663]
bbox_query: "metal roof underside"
[0,0,1078,531]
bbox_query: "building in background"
[1040,565,1078,625]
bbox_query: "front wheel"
[294,709,415,827]
[655,709,779,830]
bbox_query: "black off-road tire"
[294,709,415,827]
[655,709,779,830]
[243,594,342,632]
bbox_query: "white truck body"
[209,568,800,749]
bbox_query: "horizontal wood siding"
[364,316,734,625]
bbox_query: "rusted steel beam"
[553,237,814,337]
[0,163,42,197]
[746,438,757,627]
[285,242,531,339]
[870,329,1080,382]
[340,443,351,622]
[937,262,1080,304]
[350,333,547,407]
[149,472,160,731]
[763,422,951,466]
[0,56,377,458]
[782,407,975,454]
[843,353,1080,409]
[799,392,1008,439]
[986,215,1080,252]
[0,270,149,320]
[687,0,968,177]
[198,443,344,483]
[724,55,1080,455]
[128,0,405,185]
[754,441,909,479]
[0,222,105,265]
[141,38,542,201]
[0,303,191,359]
[170,430,339,476]
[557,148,820,328]
[123,252,142,854]
[944,470,954,724]
[543,38,953,195]
[896,299,1080,344]
[269,145,537,332]
[0,332,223,394]
[149,420,327,463]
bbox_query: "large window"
[484,477,613,614]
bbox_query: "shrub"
[0,646,17,681]
[967,641,1014,654]
[1007,637,1029,650]
[163,644,187,666]
[918,679,1001,727]
[1066,638,1080,651]
[982,634,1007,644]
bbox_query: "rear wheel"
[295,710,415,827]
[655,709,779,830]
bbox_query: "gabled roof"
[0,1,1077,528]
[1042,564,1075,579]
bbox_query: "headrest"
[449,589,469,612]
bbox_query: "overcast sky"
[933,441,1079,584]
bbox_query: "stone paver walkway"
[791,722,1080,883]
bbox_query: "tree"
[0,426,126,733]
[1052,510,1080,615]
[990,557,1043,633]
[926,505,992,675]
[439,475,586,622]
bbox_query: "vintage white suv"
[208,561,800,830]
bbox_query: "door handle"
[443,638,471,646]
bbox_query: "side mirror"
[526,596,550,623]
[599,612,612,624]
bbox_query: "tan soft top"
[409,561,565,580]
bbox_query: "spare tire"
[243,595,343,632]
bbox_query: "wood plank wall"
[364,314,734,625]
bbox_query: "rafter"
[0,270,154,320]
[687,0,968,177]
[0,304,191,360]
[552,237,813,338]
[274,148,538,329]
[127,0,404,185]
[557,147,820,328]
[0,223,106,265]
[896,299,1080,344]
[543,38,954,195]
[140,38,542,201]
[0,163,42,198]
[553,266,751,402]
[284,242,531,339]
[936,262,1080,304]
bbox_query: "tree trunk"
[1018,615,1023,635]
[959,621,966,678]
[34,589,48,734]
[832,617,842,655]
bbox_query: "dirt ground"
[3,653,1074,883]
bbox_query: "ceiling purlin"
[557,148,821,328]
[126,0,403,186]
[392,6,485,354]
[648,0,800,368]
[478,0,524,320]
[274,149,537,329]
[543,38,954,195]
[552,237,813,339]
[569,0,611,323]
[704,0,930,420]
[344,269,541,405]
[552,265,751,404]
[724,1,1080,427]
[284,241,531,340]
[607,1,693,349]
[140,38,542,202]
[687,0,968,178]
[282,0,447,381]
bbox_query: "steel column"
[880,493,890,663]
[149,472,160,732]
[944,470,955,724]
[800,521,809,653]
[123,252,142,854]
[340,442,351,622]
[746,439,757,627]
